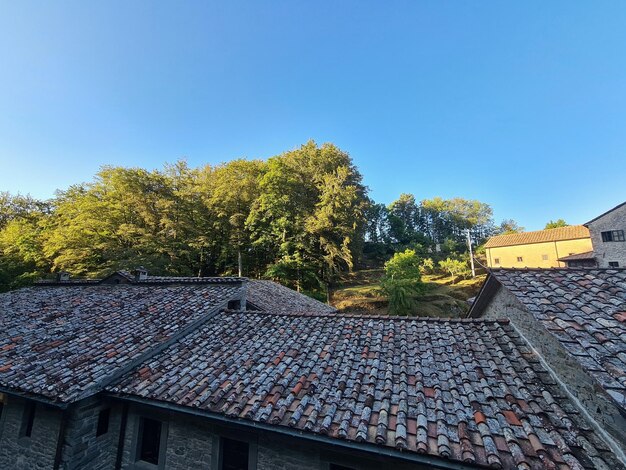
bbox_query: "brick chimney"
[133,266,148,281]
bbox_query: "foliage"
[0,195,51,291]
[438,258,470,283]
[0,140,511,297]
[545,219,568,229]
[380,249,425,315]
[383,249,422,281]
[496,219,524,235]
[420,257,435,274]
[381,278,420,316]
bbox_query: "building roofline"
[484,225,590,249]
[227,308,510,323]
[585,200,626,225]
[489,266,626,272]
[557,251,596,261]
[466,272,501,318]
[108,393,483,470]
[35,271,248,287]
[485,236,590,249]
[0,385,68,408]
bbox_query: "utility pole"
[467,229,476,278]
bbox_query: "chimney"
[56,272,71,282]
[133,266,148,281]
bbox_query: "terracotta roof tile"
[484,226,590,249]
[110,312,619,469]
[0,284,238,402]
[489,268,626,413]
[246,280,337,314]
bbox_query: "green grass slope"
[332,270,485,318]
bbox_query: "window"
[0,393,6,422]
[609,261,620,267]
[137,417,163,465]
[602,230,625,242]
[227,299,241,310]
[494,258,500,265]
[20,402,36,438]
[542,254,549,261]
[221,437,249,470]
[96,408,110,437]
[517,256,523,262]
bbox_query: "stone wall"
[118,403,433,470]
[60,396,123,470]
[588,203,626,268]
[0,396,62,470]
[482,287,626,452]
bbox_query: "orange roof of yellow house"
[484,225,593,268]
[484,225,590,248]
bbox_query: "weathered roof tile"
[488,268,626,415]
[0,283,238,402]
[110,312,619,468]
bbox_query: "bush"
[384,249,422,281]
[381,249,425,315]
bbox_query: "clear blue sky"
[1,1,625,230]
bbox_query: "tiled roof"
[0,284,238,403]
[110,312,618,469]
[35,272,244,286]
[488,269,626,411]
[484,226,590,249]
[557,251,596,262]
[246,280,337,314]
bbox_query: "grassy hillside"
[331,269,485,318]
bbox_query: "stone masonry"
[587,202,626,268]
[0,397,62,470]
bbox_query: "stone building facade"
[0,394,444,470]
[586,201,626,268]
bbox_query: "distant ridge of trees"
[0,140,517,294]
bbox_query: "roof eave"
[107,393,484,470]
[0,385,69,409]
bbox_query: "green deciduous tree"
[438,257,470,283]
[544,219,568,229]
[381,249,424,315]
[497,219,525,235]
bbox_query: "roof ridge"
[223,309,510,323]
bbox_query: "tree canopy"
[544,219,568,229]
[1,140,508,295]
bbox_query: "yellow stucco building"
[484,225,593,268]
